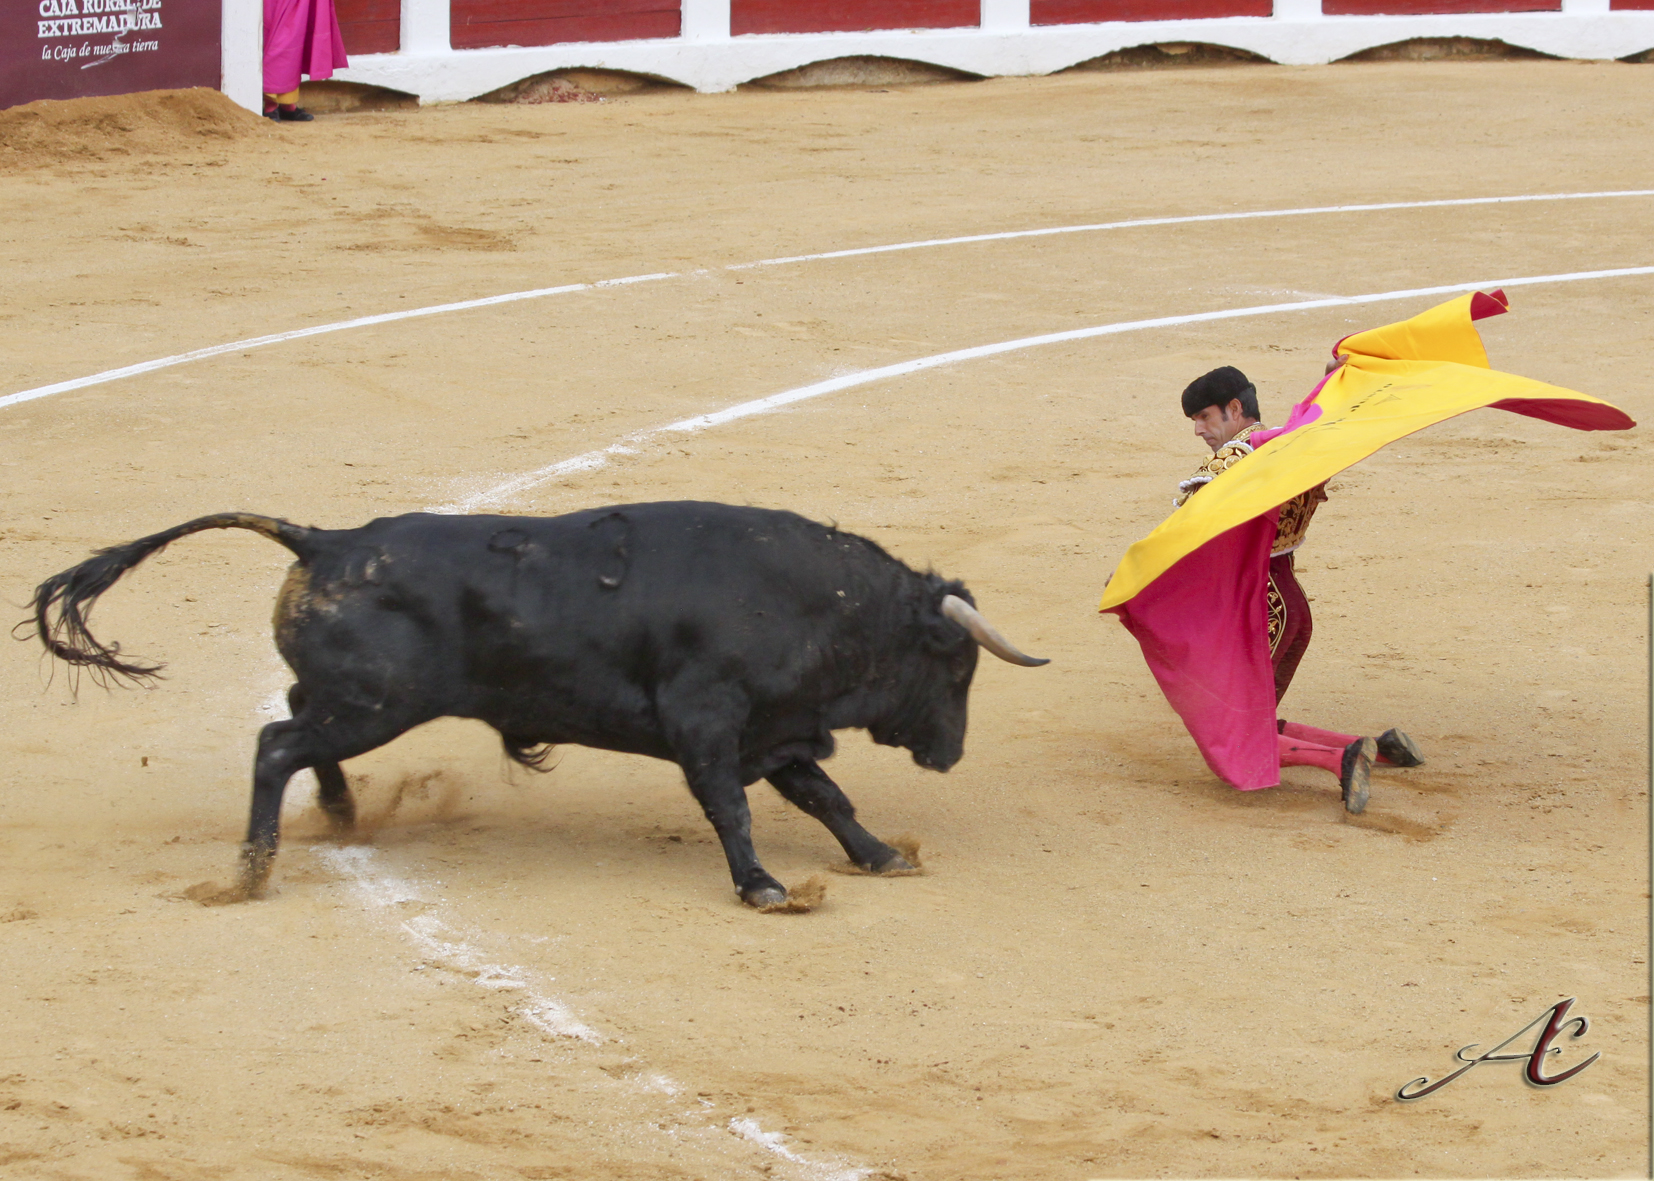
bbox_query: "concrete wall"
[222,0,1654,110]
[222,0,263,110]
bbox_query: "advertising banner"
[3,0,221,110]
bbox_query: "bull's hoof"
[742,885,789,909]
[756,876,827,914]
[868,835,922,875]
[230,842,277,901]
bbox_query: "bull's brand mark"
[1395,997,1600,1101]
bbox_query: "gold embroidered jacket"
[1174,423,1326,556]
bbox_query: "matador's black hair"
[1181,366,1259,420]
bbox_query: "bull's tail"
[25,513,315,686]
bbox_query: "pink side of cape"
[1249,366,1337,448]
[264,0,349,95]
[1109,513,1282,789]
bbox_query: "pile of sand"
[0,86,269,167]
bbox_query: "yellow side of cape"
[1099,294,1633,612]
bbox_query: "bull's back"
[284,504,909,733]
[332,502,886,604]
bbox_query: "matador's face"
[1189,399,1256,452]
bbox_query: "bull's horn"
[940,595,1050,667]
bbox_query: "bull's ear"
[921,610,964,653]
[917,582,971,652]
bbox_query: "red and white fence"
[329,0,1653,103]
[5,0,1650,113]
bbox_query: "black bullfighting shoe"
[276,105,315,122]
[1376,728,1425,768]
[1341,737,1375,814]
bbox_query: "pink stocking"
[1280,721,1399,765]
[1281,721,1359,748]
[1277,734,1342,778]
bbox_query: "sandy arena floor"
[0,61,1650,1180]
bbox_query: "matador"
[1175,365,1423,813]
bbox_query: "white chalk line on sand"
[313,844,602,1043]
[730,1117,875,1181]
[723,189,1654,270]
[314,844,868,1179]
[439,263,1654,513]
[5,188,1653,413]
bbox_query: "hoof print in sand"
[179,880,260,906]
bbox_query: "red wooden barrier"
[731,0,980,35]
[335,0,401,53]
[1323,0,1557,12]
[1609,0,1654,8]
[451,0,681,47]
[1032,0,1269,22]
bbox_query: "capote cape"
[1099,292,1635,789]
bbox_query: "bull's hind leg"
[312,763,357,835]
[237,704,419,901]
[287,684,356,835]
[766,760,913,873]
[239,717,314,900]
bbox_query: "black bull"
[28,502,1047,908]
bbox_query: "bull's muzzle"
[940,595,1049,667]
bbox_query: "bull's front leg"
[766,760,912,874]
[683,756,787,908]
[660,686,786,908]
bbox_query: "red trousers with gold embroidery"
[1267,552,1311,704]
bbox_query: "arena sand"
[0,62,1649,1180]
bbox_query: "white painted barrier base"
[216,0,1654,114]
[221,0,263,112]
